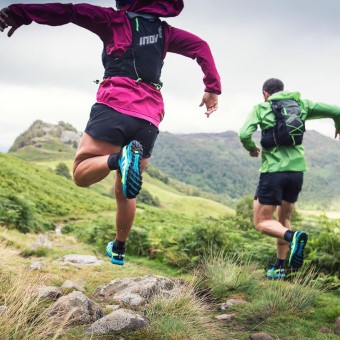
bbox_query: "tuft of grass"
[135,280,225,340]
[249,267,321,318]
[0,267,64,339]
[20,246,50,258]
[199,252,262,300]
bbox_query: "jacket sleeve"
[304,100,340,129]
[239,106,260,152]
[7,3,115,41]
[166,25,221,94]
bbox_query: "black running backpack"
[260,99,305,148]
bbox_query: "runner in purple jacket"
[0,0,222,266]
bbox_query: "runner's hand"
[0,8,18,37]
[335,129,340,139]
[199,92,219,118]
[249,147,260,157]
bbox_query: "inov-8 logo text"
[139,34,159,45]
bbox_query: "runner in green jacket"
[239,78,340,279]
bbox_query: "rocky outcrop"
[93,275,176,309]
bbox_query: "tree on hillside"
[55,162,72,180]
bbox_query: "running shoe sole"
[266,268,286,280]
[288,231,308,269]
[118,140,143,199]
[106,241,125,266]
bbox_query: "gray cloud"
[1,0,340,151]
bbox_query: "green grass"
[142,172,234,218]
[34,159,233,218]
[0,153,114,221]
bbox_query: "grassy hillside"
[0,153,114,230]
[34,159,232,218]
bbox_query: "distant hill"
[8,121,340,210]
[151,130,340,210]
[9,120,81,161]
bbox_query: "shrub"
[306,217,340,275]
[20,247,49,258]
[0,192,36,233]
[145,164,169,184]
[138,189,161,207]
[55,162,72,180]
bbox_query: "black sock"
[107,151,122,170]
[283,230,295,242]
[274,258,285,268]
[114,239,125,254]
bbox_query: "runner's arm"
[304,100,340,134]
[1,3,115,39]
[239,106,260,153]
[167,26,221,95]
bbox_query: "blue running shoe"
[118,140,143,199]
[266,267,286,280]
[288,231,308,269]
[106,241,125,266]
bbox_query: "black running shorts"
[85,103,159,158]
[254,171,304,205]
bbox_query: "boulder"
[87,309,150,335]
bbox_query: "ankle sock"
[107,151,122,170]
[274,258,285,269]
[283,230,295,242]
[114,240,125,254]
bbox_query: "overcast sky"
[1,0,340,151]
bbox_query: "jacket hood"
[117,0,184,17]
[268,91,301,102]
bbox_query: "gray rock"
[335,316,340,334]
[31,234,52,249]
[58,254,103,267]
[319,326,332,334]
[37,286,63,300]
[93,275,175,309]
[215,313,236,321]
[87,309,150,335]
[60,130,81,144]
[62,280,85,292]
[219,298,247,310]
[28,261,46,270]
[106,305,121,311]
[49,291,104,327]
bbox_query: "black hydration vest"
[260,99,305,148]
[102,12,165,89]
